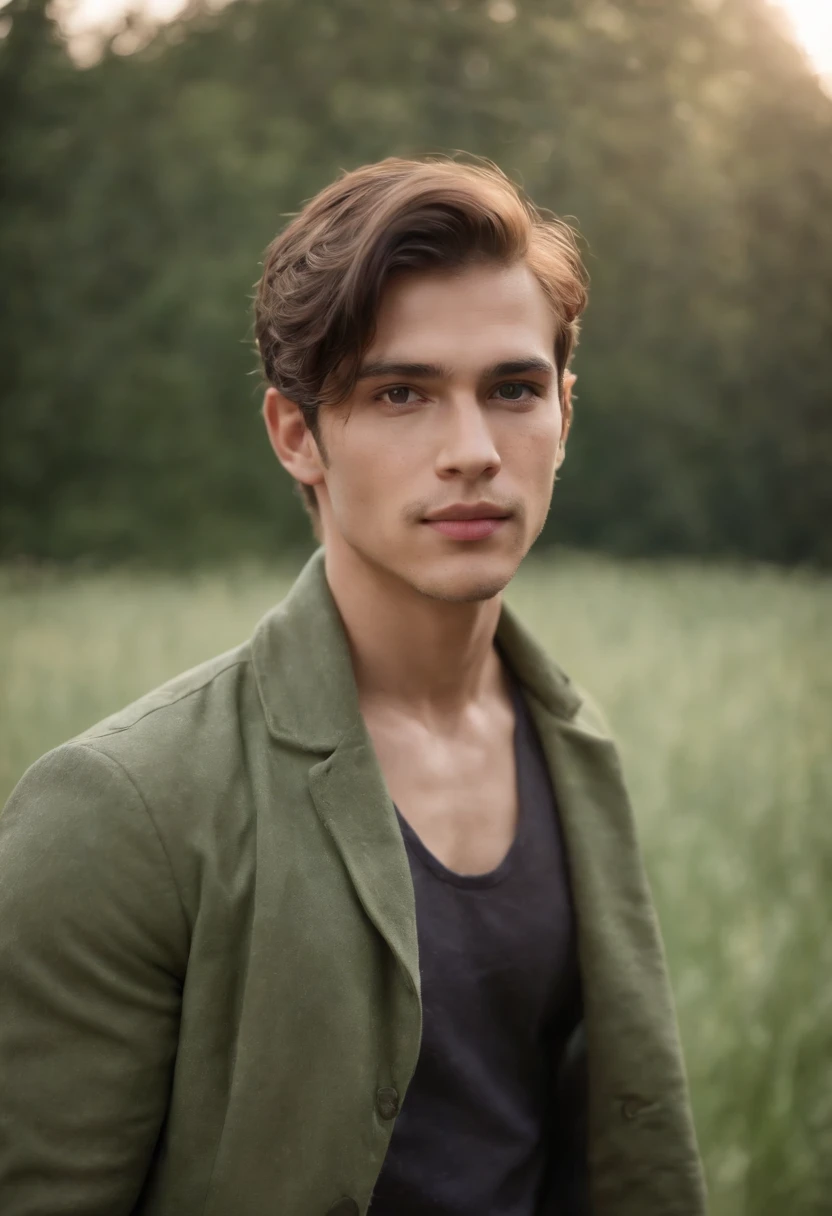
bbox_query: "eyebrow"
[486,358,555,379]
[355,361,449,381]
[355,357,555,382]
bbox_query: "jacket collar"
[251,548,582,751]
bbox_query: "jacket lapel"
[497,610,706,1212]
[251,549,420,1003]
[306,729,421,1003]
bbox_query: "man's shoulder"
[60,639,266,814]
[75,640,254,750]
[1,639,264,891]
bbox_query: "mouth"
[422,503,512,542]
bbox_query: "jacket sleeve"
[0,742,189,1216]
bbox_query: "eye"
[494,382,539,402]
[378,386,420,407]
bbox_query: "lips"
[426,518,507,540]
[422,504,510,542]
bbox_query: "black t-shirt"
[370,680,580,1215]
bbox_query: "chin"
[426,581,508,604]
[407,552,521,604]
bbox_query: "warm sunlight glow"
[45,0,832,81]
[51,0,191,62]
[775,0,832,80]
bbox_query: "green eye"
[496,383,527,400]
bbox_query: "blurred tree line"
[1,0,831,565]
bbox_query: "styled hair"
[254,156,588,512]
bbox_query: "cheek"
[326,427,413,520]
[503,411,562,474]
[537,402,564,445]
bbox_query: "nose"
[435,396,501,482]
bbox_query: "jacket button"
[376,1086,400,1120]
[327,1200,359,1216]
[621,1095,648,1121]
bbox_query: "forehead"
[365,261,557,369]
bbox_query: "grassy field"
[2,552,831,1214]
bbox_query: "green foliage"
[1,0,831,563]
[2,555,831,1212]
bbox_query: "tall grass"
[2,552,831,1213]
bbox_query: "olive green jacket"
[0,550,706,1215]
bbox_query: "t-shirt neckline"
[393,676,530,890]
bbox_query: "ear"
[262,388,326,489]
[555,371,576,470]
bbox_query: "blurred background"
[1,0,831,1212]
[2,0,832,565]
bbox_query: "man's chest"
[364,708,518,876]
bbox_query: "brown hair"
[254,156,588,513]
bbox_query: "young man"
[0,159,706,1215]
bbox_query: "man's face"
[313,260,571,603]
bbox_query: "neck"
[324,543,504,719]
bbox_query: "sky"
[51,0,832,87]
[778,0,832,79]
